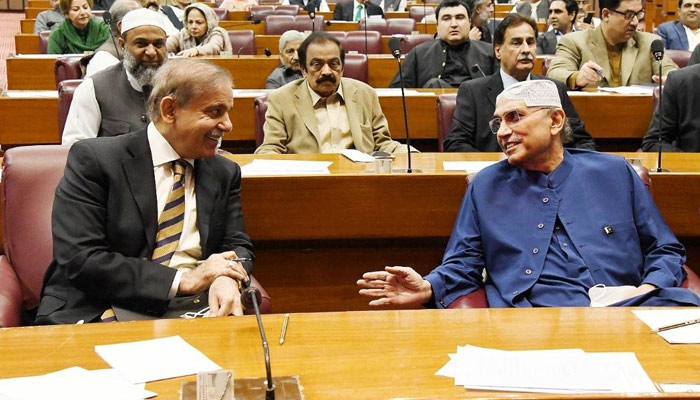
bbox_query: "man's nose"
[219,112,233,133]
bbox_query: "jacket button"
[537,223,544,229]
[512,290,519,295]
[542,197,549,203]
[141,115,147,122]
[525,268,532,275]
[533,248,539,254]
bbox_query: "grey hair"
[278,30,307,53]
[148,59,233,123]
[560,118,573,144]
[109,0,141,34]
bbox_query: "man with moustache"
[656,0,700,50]
[63,8,168,145]
[443,14,595,152]
[256,32,408,154]
[266,30,306,89]
[36,59,255,325]
[358,80,700,309]
[547,0,677,88]
[537,0,578,54]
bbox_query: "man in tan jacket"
[255,32,408,155]
[546,0,677,89]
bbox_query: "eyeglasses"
[608,8,645,21]
[489,107,553,134]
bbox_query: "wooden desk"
[20,19,35,34]
[24,7,46,19]
[1,308,698,399]
[14,33,39,54]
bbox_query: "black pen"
[656,318,700,332]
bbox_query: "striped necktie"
[151,159,187,267]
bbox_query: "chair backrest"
[228,30,256,55]
[265,14,296,34]
[253,94,269,148]
[54,55,83,88]
[328,31,347,48]
[274,4,300,14]
[666,49,691,68]
[400,33,433,54]
[39,30,51,54]
[1,145,70,312]
[250,5,275,20]
[343,53,369,82]
[58,79,83,137]
[408,6,434,22]
[345,30,382,54]
[358,18,390,35]
[294,14,324,31]
[541,56,553,76]
[436,93,457,152]
[387,17,416,34]
[212,7,229,21]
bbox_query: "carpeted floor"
[0,12,23,92]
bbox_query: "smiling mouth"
[206,131,223,143]
[503,142,520,153]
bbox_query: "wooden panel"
[27,0,49,7]
[6,56,56,90]
[14,33,40,54]
[652,173,700,237]
[0,97,59,145]
[568,93,653,139]
[24,7,46,19]
[219,20,267,34]
[21,19,35,34]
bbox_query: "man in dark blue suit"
[656,0,700,50]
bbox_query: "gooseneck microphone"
[236,46,245,58]
[241,279,275,400]
[102,11,121,58]
[304,2,316,32]
[650,39,669,172]
[363,3,369,55]
[389,36,413,173]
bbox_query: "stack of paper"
[633,309,700,344]
[443,161,498,173]
[436,345,657,394]
[241,159,332,176]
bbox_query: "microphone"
[304,2,316,32]
[363,2,368,54]
[388,36,415,173]
[471,63,486,78]
[236,46,245,58]
[241,279,275,400]
[263,47,272,57]
[102,11,121,58]
[650,39,668,172]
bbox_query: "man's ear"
[300,67,308,78]
[550,108,566,135]
[160,96,177,123]
[601,8,609,21]
[118,36,126,51]
[494,43,502,61]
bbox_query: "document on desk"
[0,367,155,400]
[632,309,700,344]
[443,161,498,173]
[436,345,657,394]
[95,336,220,384]
[3,90,58,99]
[241,159,332,176]
[598,85,655,95]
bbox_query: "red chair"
[265,15,296,34]
[666,49,691,69]
[345,30,382,54]
[436,93,457,152]
[387,17,416,34]
[274,4,300,14]
[54,55,83,88]
[328,31,347,48]
[249,5,275,20]
[400,33,433,54]
[343,53,368,82]
[228,30,256,55]
[294,14,324,31]
[358,18,390,35]
[409,5,435,22]
[39,30,51,54]
[0,146,271,327]
[58,79,82,137]
[253,94,268,147]
[212,7,229,21]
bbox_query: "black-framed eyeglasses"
[488,107,553,134]
[608,8,645,21]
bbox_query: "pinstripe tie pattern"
[151,160,187,267]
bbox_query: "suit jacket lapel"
[123,132,158,252]
[294,81,322,146]
[591,28,612,84]
[486,73,503,108]
[621,35,639,86]
[676,21,689,50]
[194,159,219,253]
[343,79,364,148]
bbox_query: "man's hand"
[469,27,482,40]
[178,48,199,57]
[178,251,248,295]
[575,60,604,87]
[208,276,243,317]
[357,266,433,307]
[652,74,667,85]
[621,283,657,302]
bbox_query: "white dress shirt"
[684,24,700,51]
[84,50,119,78]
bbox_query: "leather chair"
[249,5,275,20]
[343,53,369,82]
[253,94,268,148]
[265,15,296,34]
[54,55,83,87]
[666,49,691,69]
[228,30,256,55]
[39,30,51,54]
[409,6,435,22]
[345,30,382,54]
[274,4,300,14]
[400,33,433,54]
[436,92,457,152]
[58,79,82,137]
[294,14,324,31]
[0,146,271,327]
[328,31,347,48]
[387,17,416,34]
[541,56,554,76]
[358,18,390,35]
[213,7,229,21]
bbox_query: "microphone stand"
[103,12,121,58]
[389,39,413,173]
[243,281,275,400]
[653,58,668,172]
[363,3,368,55]
[422,0,428,34]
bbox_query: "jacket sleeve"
[546,35,581,86]
[255,91,289,154]
[389,48,418,88]
[443,83,481,152]
[641,70,683,152]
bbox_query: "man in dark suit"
[514,0,550,21]
[656,0,700,50]
[333,0,384,21]
[389,0,496,88]
[537,0,578,54]
[641,64,700,152]
[443,13,595,152]
[35,59,254,325]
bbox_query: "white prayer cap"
[121,8,168,34]
[495,80,562,109]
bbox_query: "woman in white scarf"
[166,3,232,57]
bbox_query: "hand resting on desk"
[178,250,248,295]
[357,266,433,306]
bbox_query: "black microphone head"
[252,19,262,24]
[651,39,664,61]
[325,20,331,26]
[388,36,401,59]
[103,10,112,24]
[263,47,272,57]
[241,285,263,309]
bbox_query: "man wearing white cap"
[62,8,168,145]
[358,79,699,308]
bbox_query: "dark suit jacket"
[656,21,689,51]
[388,39,497,88]
[691,43,700,66]
[537,29,558,55]
[641,64,700,152]
[514,0,549,21]
[442,73,596,152]
[333,0,384,21]
[35,130,254,325]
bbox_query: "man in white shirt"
[656,0,700,50]
[537,0,578,54]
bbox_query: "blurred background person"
[34,0,66,33]
[47,0,110,54]
[166,3,232,56]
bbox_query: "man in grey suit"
[514,0,550,21]
[443,13,595,152]
[537,0,578,54]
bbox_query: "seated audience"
[574,0,600,29]
[266,30,306,90]
[370,0,405,12]
[333,0,384,21]
[63,8,168,145]
[281,0,331,12]
[513,0,550,21]
[656,0,700,50]
[641,64,700,152]
[47,0,110,54]
[389,0,496,88]
[537,0,578,54]
[166,3,232,56]
[34,0,66,33]
[466,0,495,43]
[256,32,409,154]
[546,0,677,88]
[359,80,700,309]
[444,14,595,152]
[141,0,185,35]
[36,59,254,325]
[219,0,257,12]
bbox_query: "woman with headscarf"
[166,3,232,57]
[47,0,110,54]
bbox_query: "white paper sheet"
[241,159,332,176]
[3,91,58,99]
[94,336,220,384]
[632,309,700,344]
[659,383,700,392]
[598,85,656,95]
[341,149,376,163]
[374,88,436,97]
[442,161,497,173]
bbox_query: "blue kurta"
[425,149,699,307]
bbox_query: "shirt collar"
[500,68,530,88]
[147,123,194,168]
[518,149,573,189]
[307,79,344,105]
[124,65,143,92]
